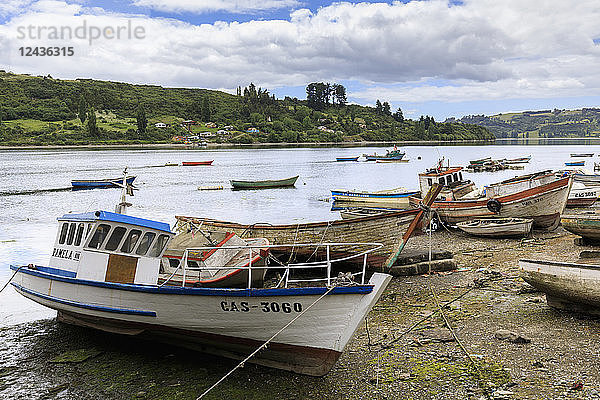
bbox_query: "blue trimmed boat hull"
[71,176,136,189]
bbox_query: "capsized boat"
[71,175,135,189]
[520,259,600,316]
[8,179,392,376]
[456,218,533,237]
[230,175,298,189]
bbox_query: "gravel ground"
[1,227,600,400]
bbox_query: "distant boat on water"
[230,175,299,189]
[570,153,594,157]
[182,161,213,166]
[565,161,585,166]
[336,157,359,162]
[503,156,531,164]
[71,176,135,189]
[363,148,405,161]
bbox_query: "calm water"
[0,144,595,326]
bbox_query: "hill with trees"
[452,108,600,139]
[0,71,493,146]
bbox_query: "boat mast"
[115,167,132,214]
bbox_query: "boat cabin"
[418,166,475,200]
[50,211,174,285]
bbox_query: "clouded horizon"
[1,0,600,120]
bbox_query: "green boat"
[230,175,299,189]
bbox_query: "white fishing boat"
[456,218,533,237]
[566,181,600,208]
[520,259,600,316]
[8,175,391,376]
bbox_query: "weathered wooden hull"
[11,265,391,376]
[231,176,298,189]
[174,209,421,267]
[414,177,571,230]
[520,259,600,316]
[561,213,600,240]
[456,218,533,237]
[331,189,419,207]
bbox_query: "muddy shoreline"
[2,227,600,400]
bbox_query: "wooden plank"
[105,254,138,284]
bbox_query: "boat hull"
[174,209,421,267]
[71,176,136,189]
[336,157,359,162]
[561,213,600,240]
[520,259,600,316]
[11,266,391,376]
[414,176,572,230]
[182,161,213,166]
[331,190,419,208]
[456,218,533,237]
[231,176,299,189]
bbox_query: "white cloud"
[131,0,300,14]
[0,0,33,17]
[1,0,600,107]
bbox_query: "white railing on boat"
[160,242,384,289]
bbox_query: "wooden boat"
[182,161,214,166]
[570,153,594,157]
[71,176,135,189]
[565,161,585,166]
[339,208,396,220]
[561,212,600,240]
[336,157,359,162]
[230,175,298,189]
[456,218,533,237]
[9,183,392,376]
[416,164,477,200]
[164,163,179,167]
[469,157,491,165]
[566,181,600,208]
[174,208,421,267]
[331,188,420,208]
[503,156,531,164]
[411,168,572,230]
[573,172,600,185]
[520,259,600,316]
[363,149,405,161]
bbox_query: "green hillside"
[454,108,600,138]
[0,71,494,146]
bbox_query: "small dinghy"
[456,218,533,237]
[520,259,600,316]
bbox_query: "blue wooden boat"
[71,176,136,189]
[331,188,420,208]
[336,157,359,162]
[565,161,585,167]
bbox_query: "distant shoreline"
[0,139,495,151]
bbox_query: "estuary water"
[0,143,597,326]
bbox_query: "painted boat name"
[52,247,80,260]
[220,301,303,313]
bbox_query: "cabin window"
[454,173,459,182]
[447,174,453,183]
[87,224,111,249]
[66,223,77,245]
[121,229,142,253]
[74,223,85,246]
[135,232,156,256]
[105,226,127,251]
[58,223,69,244]
[427,178,432,186]
[148,234,170,257]
[459,172,463,181]
[439,177,446,186]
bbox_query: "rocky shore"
[1,227,599,400]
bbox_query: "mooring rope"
[0,265,24,293]
[196,285,336,400]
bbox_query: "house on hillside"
[199,131,215,137]
[172,136,186,142]
[246,127,260,133]
[223,125,234,130]
[155,122,167,128]
[317,126,335,133]
[205,122,217,128]
[216,130,228,135]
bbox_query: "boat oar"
[383,183,443,271]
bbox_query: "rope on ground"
[0,265,23,293]
[196,285,336,400]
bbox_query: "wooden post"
[383,183,443,270]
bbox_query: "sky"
[1,0,600,120]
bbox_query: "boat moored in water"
[230,175,299,189]
[335,157,359,162]
[71,176,136,189]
